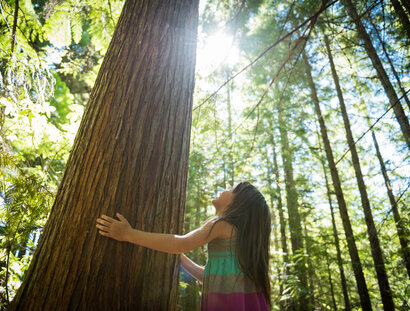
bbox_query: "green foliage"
[0,151,53,306]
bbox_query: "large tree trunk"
[277,100,309,311]
[324,35,395,311]
[303,50,372,311]
[10,1,199,310]
[342,0,410,148]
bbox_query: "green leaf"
[71,12,83,45]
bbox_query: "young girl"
[96,181,271,310]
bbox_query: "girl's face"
[212,189,234,215]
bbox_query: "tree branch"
[11,0,19,54]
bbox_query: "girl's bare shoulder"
[205,217,236,240]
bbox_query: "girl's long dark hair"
[218,181,271,307]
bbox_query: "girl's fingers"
[101,215,115,223]
[96,224,109,231]
[96,218,110,226]
[99,230,110,237]
[116,213,127,222]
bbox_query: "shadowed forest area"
[0,0,409,310]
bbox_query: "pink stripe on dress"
[201,292,268,311]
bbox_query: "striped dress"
[201,238,269,311]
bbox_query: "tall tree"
[269,120,289,270]
[226,74,235,188]
[323,239,337,311]
[324,34,395,311]
[303,222,316,307]
[317,141,351,311]
[10,0,199,310]
[354,78,410,278]
[269,120,290,311]
[367,112,410,279]
[303,49,372,311]
[342,0,410,148]
[264,145,284,308]
[276,98,309,311]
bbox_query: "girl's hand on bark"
[96,213,132,242]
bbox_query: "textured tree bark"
[343,0,410,149]
[303,50,372,311]
[276,100,309,311]
[324,35,395,311]
[10,0,199,310]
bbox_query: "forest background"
[0,0,409,310]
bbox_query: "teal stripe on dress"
[208,250,235,258]
[204,256,242,276]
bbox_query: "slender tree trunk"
[11,0,19,54]
[277,100,309,311]
[317,138,351,311]
[370,122,410,278]
[265,149,284,309]
[323,242,337,311]
[303,223,315,307]
[324,35,395,311]
[354,80,410,278]
[226,75,234,187]
[10,1,199,310]
[269,120,289,267]
[269,122,290,311]
[342,0,410,148]
[367,16,410,110]
[391,0,410,39]
[303,50,372,311]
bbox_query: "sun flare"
[196,32,240,75]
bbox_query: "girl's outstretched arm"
[180,254,204,283]
[96,213,225,254]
